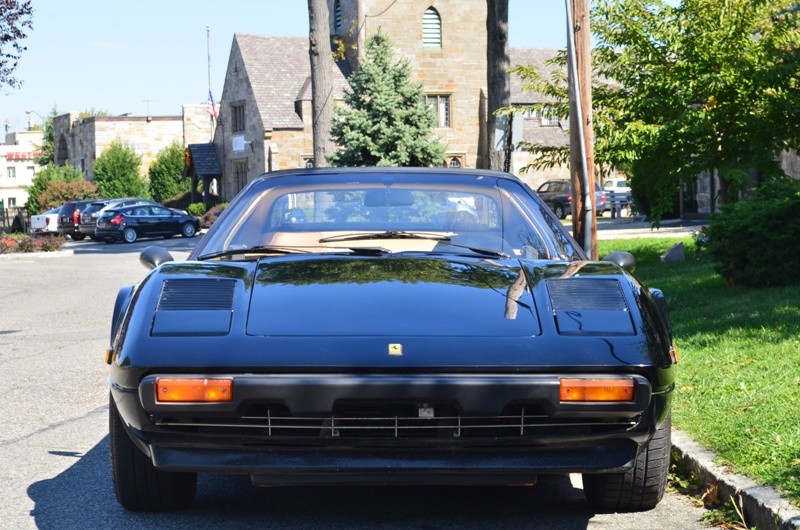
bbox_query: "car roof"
[251,167,524,186]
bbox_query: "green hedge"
[706,179,800,287]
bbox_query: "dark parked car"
[535,179,607,219]
[78,199,114,240]
[107,167,677,512]
[57,199,96,240]
[95,204,199,243]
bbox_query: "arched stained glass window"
[422,7,442,48]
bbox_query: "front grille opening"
[153,398,638,441]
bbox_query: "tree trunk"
[308,0,336,167]
[486,0,510,171]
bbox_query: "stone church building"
[212,0,571,202]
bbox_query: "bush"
[0,235,66,254]
[200,203,228,229]
[706,179,800,287]
[0,237,17,254]
[187,202,207,217]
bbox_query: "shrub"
[706,179,800,287]
[16,236,45,253]
[200,203,228,229]
[0,237,17,254]
[187,202,207,217]
[40,236,66,252]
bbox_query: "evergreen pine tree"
[328,32,446,167]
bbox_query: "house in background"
[1,130,43,216]
[51,104,213,181]
[213,0,489,202]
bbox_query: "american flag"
[207,90,219,120]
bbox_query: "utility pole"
[566,0,597,258]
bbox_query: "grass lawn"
[598,237,800,505]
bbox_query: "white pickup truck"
[29,207,61,235]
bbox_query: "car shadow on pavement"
[67,236,200,257]
[28,437,597,529]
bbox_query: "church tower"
[329,0,489,168]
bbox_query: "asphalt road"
[0,236,709,529]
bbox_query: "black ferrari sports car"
[107,167,677,512]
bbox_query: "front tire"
[122,227,138,243]
[109,394,197,511]
[554,204,566,219]
[582,414,671,512]
[181,222,196,238]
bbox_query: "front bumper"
[111,372,672,482]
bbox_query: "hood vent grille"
[546,278,627,311]
[157,279,236,311]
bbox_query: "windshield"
[191,171,584,261]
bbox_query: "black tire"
[583,414,671,512]
[181,222,197,238]
[122,227,138,243]
[71,232,86,241]
[109,394,197,511]
[554,204,566,219]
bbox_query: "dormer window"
[422,7,442,48]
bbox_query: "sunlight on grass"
[599,237,800,504]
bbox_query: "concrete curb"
[0,249,74,260]
[672,429,800,530]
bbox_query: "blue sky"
[2,1,568,133]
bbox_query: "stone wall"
[359,0,488,168]
[53,113,184,180]
[183,104,214,146]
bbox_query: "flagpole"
[207,24,214,141]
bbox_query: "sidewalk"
[595,216,708,240]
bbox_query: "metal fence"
[0,207,29,233]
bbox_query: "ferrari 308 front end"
[107,168,677,513]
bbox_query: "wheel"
[109,393,197,511]
[122,228,138,243]
[181,222,196,238]
[554,204,566,219]
[71,232,86,241]
[582,413,671,512]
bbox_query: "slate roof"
[234,34,351,130]
[509,48,562,104]
[187,143,222,177]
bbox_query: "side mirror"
[140,245,174,270]
[602,250,636,272]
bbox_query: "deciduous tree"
[510,0,800,221]
[486,0,510,170]
[308,0,335,167]
[148,142,188,202]
[0,0,33,89]
[25,164,85,215]
[93,140,149,199]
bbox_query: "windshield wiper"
[319,231,452,243]
[197,245,309,261]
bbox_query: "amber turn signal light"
[155,378,233,403]
[559,378,635,402]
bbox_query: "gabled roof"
[510,48,562,105]
[187,143,222,177]
[234,34,351,130]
